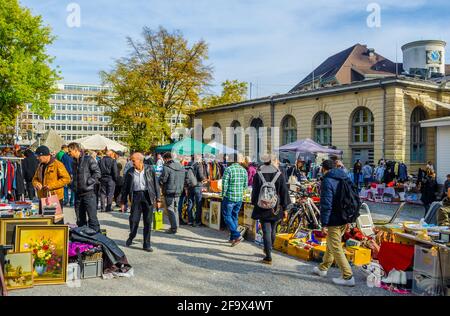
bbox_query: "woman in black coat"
[251,156,290,265]
[420,171,438,216]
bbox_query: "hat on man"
[260,154,272,163]
[321,159,334,171]
[35,145,51,157]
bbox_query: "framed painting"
[4,252,34,290]
[201,207,211,227]
[209,201,222,230]
[15,225,69,285]
[0,218,53,247]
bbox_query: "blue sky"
[20,0,450,97]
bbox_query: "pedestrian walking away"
[121,152,161,252]
[32,146,71,223]
[186,155,208,227]
[21,148,39,200]
[312,159,357,287]
[160,152,186,234]
[221,154,248,246]
[251,154,290,265]
[68,142,102,233]
[99,150,119,213]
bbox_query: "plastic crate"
[414,245,450,278]
[412,272,448,296]
[80,259,103,279]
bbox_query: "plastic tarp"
[30,129,64,153]
[73,134,128,152]
[155,137,217,155]
[207,141,237,155]
[276,138,343,156]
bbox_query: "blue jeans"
[64,186,74,206]
[222,197,242,241]
[187,187,203,224]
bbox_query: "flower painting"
[15,225,69,285]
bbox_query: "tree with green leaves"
[202,80,248,108]
[0,0,60,128]
[98,26,213,152]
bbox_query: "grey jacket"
[160,160,186,196]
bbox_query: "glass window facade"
[314,112,332,146]
[352,108,374,144]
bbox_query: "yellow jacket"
[32,158,71,201]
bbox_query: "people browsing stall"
[362,161,373,188]
[32,146,71,220]
[353,159,362,188]
[186,155,208,227]
[420,169,438,216]
[68,143,102,232]
[99,150,119,213]
[121,153,161,252]
[312,159,356,287]
[221,154,248,246]
[251,154,289,265]
[442,174,450,200]
[160,152,186,234]
[244,156,257,187]
[438,187,450,226]
[56,145,75,207]
[21,149,39,200]
[287,158,307,183]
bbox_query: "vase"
[35,264,47,276]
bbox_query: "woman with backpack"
[251,154,290,265]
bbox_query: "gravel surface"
[9,203,420,297]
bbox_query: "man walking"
[21,149,39,200]
[313,160,356,286]
[68,143,102,232]
[221,154,248,246]
[186,155,207,227]
[160,152,186,234]
[121,153,161,252]
[56,145,75,207]
[32,146,71,218]
[99,150,119,213]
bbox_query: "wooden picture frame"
[209,201,222,230]
[0,218,53,247]
[4,252,34,290]
[15,225,69,285]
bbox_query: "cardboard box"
[273,234,294,253]
[287,244,313,261]
[346,246,371,266]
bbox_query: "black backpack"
[334,178,361,223]
[184,167,198,188]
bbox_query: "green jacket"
[56,150,65,161]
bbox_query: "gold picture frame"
[15,225,69,285]
[209,201,222,230]
[4,252,34,290]
[0,218,53,247]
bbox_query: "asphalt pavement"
[9,202,421,296]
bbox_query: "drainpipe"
[381,81,387,160]
[269,96,275,153]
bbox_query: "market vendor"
[438,187,450,227]
[32,145,71,219]
[287,158,307,182]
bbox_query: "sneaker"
[332,277,355,287]
[313,267,328,277]
[165,229,177,234]
[231,237,243,247]
[260,257,272,265]
[143,247,154,253]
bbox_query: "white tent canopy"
[73,134,127,152]
[208,141,238,155]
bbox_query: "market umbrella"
[73,134,128,152]
[156,137,217,155]
[207,141,237,155]
[30,129,64,153]
[276,138,343,156]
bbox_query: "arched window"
[281,115,297,145]
[411,107,426,162]
[230,121,241,152]
[313,112,332,146]
[250,118,264,162]
[211,122,222,142]
[352,108,374,144]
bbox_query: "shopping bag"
[41,193,62,215]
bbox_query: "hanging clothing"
[397,163,408,182]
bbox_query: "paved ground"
[9,202,423,296]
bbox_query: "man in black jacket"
[99,150,119,213]
[121,153,161,252]
[160,152,186,234]
[21,149,39,200]
[186,155,207,227]
[68,142,102,232]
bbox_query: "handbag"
[41,191,62,216]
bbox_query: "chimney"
[367,48,376,60]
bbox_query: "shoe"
[165,229,177,234]
[312,267,328,277]
[231,237,243,247]
[192,223,200,227]
[126,238,133,247]
[179,221,188,226]
[260,257,272,265]
[143,247,154,253]
[332,277,355,287]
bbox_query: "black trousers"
[100,179,116,212]
[75,192,100,233]
[261,220,278,260]
[129,191,154,248]
[25,182,35,200]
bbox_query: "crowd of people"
[2,142,450,288]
